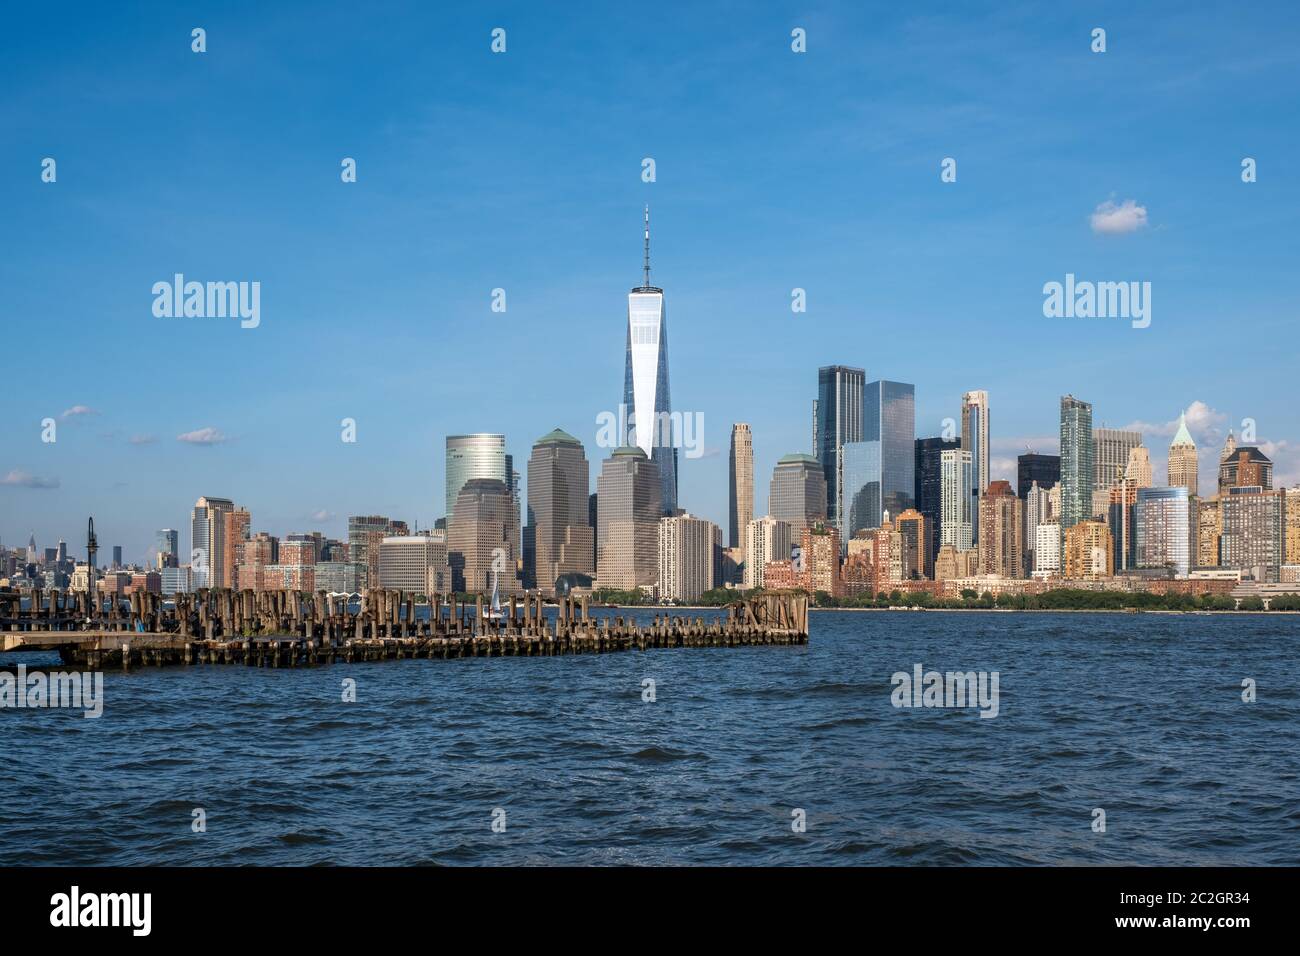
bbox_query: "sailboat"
[483,570,506,621]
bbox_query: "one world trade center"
[622,205,678,514]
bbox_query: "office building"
[1168,414,1198,495]
[1016,452,1060,499]
[447,478,518,596]
[1094,428,1142,492]
[379,532,451,594]
[595,447,662,591]
[729,423,754,552]
[815,365,865,530]
[445,433,508,520]
[190,496,235,588]
[1135,486,1193,577]
[622,207,677,514]
[769,454,828,534]
[526,429,595,596]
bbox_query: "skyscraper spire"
[643,204,651,288]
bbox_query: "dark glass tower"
[1017,453,1061,499]
[815,365,865,529]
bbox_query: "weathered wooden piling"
[0,586,809,668]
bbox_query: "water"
[2,610,1297,865]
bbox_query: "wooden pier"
[0,587,808,668]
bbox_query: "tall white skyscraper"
[940,448,974,551]
[622,206,677,514]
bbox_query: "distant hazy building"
[156,529,179,569]
[1125,445,1153,488]
[729,423,754,552]
[915,437,959,579]
[1059,395,1095,537]
[744,516,792,590]
[769,454,828,535]
[1017,453,1060,499]
[314,561,360,594]
[658,514,716,602]
[1094,428,1142,493]
[940,448,974,551]
[446,434,507,520]
[347,515,408,591]
[160,566,192,594]
[111,546,123,570]
[815,366,865,531]
[1220,486,1286,581]
[448,478,518,596]
[1063,520,1113,580]
[526,429,595,595]
[1168,414,1198,495]
[379,532,450,594]
[190,496,235,588]
[595,447,662,591]
[961,390,990,542]
[1135,486,1192,577]
[978,480,1023,578]
[1218,430,1238,490]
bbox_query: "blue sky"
[3,1,1298,563]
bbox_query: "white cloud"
[1090,198,1148,235]
[310,509,335,522]
[1,468,60,489]
[60,404,97,419]
[129,434,157,445]
[177,427,228,445]
[1122,401,1227,444]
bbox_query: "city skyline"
[4,4,1300,562]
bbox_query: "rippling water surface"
[2,610,1297,865]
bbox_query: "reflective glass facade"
[445,434,507,519]
[1135,486,1191,576]
[623,290,677,514]
[815,366,864,528]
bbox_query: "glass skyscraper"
[622,206,677,515]
[1059,395,1095,535]
[445,434,507,519]
[815,365,865,529]
[1135,486,1192,576]
[841,380,915,540]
